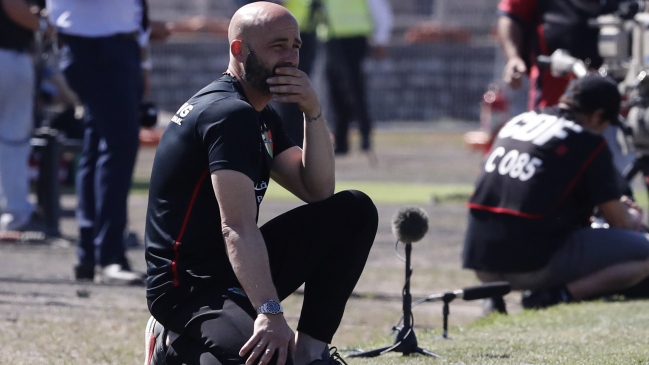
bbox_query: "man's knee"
[337,189,377,220]
[609,231,649,268]
[329,190,378,252]
[341,190,378,233]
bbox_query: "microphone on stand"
[350,206,439,358]
[391,206,428,244]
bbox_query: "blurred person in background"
[0,0,51,236]
[463,75,649,313]
[46,0,152,284]
[497,0,635,190]
[319,0,393,155]
[233,0,393,154]
[497,0,620,110]
[273,0,319,147]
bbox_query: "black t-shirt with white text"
[463,107,621,272]
[145,75,295,301]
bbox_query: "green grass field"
[264,181,475,204]
[125,179,649,365]
[14,128,649,364]
[267,180,649,207]
[347,299,649,365]
[4,297,648,365]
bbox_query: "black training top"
[145,75,295,301]
[463,107,621,272]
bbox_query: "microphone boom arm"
[412,282,511,339]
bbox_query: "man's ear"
[594,108,607,126]
[231,40,246,61]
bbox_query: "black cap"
[560,74,622,125]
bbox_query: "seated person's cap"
[561,74,622,126]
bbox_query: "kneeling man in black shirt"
[464,75,649,312]
[142,2,378,365]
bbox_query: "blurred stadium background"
[146,0,529,123]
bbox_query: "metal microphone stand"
[349,242,440,358]
[441,293,456,339]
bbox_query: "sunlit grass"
[264,181,474,204]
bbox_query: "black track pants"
[156,190,378,365]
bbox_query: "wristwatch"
[256,300,283,315]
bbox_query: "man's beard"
[242,49,276,94]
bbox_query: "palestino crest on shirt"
[261,122,274,158]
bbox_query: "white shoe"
[98,264,145,285]
[0,212,32,231]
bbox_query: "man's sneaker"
[482,296,508,315]
[522,286,573,309]
[144,316,167,365]
[73,262,95,281]
[99,263,145,285]
[0,211,33,231]
[308,347,348,365]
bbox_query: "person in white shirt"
[47,0,149,284]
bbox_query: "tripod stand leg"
[414,346,442,358]
[347,345,394,358]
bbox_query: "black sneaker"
[483,296,508,315]
[308,347,347,365]
[360,136,371,152]
[522,286,573,309]
[144,316,167,365]
[73,262,95,281]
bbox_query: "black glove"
[616,1,642,19]
[139,101,158,128]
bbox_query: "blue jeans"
[0,49,35,229]
[60,34,142,267]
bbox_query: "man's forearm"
[300,112,335,200]
[223,225,281,309]
[600,199,640,231]
[498,16,525,61]
[2,0,39,31]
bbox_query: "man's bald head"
[228,2,297,43]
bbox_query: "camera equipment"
[349,207,440,358]
[589,1,649,198]
[536,49,588,79]
[538,3,649,202]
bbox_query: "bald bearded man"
[142,2,378,365]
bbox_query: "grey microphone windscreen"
[391,206,429,243]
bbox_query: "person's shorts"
[476,227,649,290]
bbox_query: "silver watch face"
[259,300,282,314]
